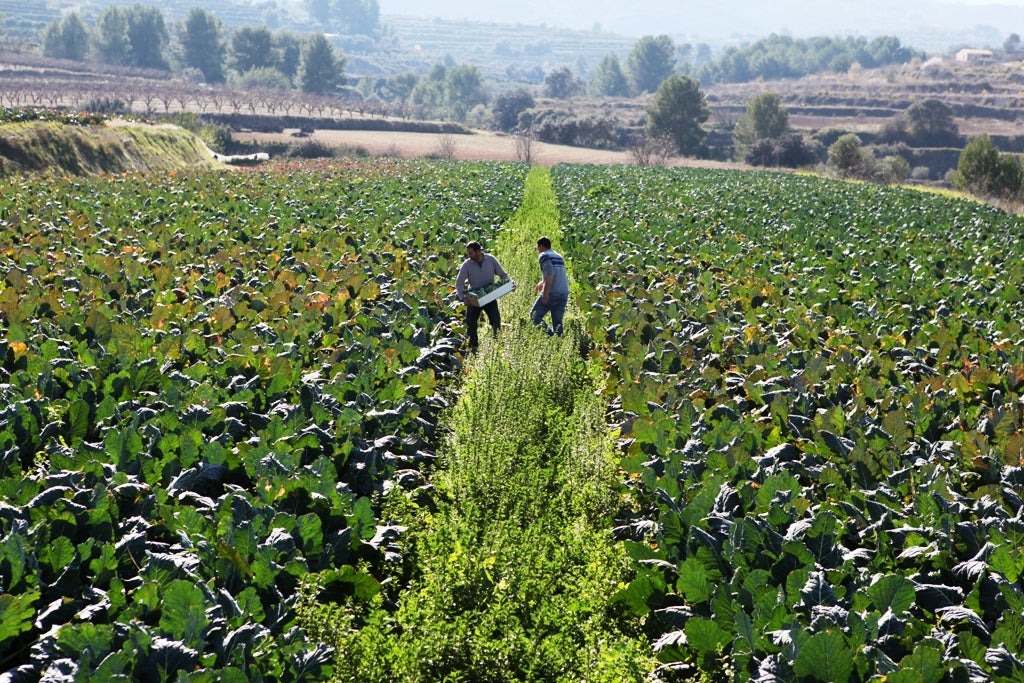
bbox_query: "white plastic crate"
[468,280,515,306]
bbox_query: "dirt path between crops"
[233,127,754,169]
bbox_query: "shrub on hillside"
[951,134,1024,200]
[286,139,338,159]
[827,133,909,183]
[518,108,620,148]
[828,133,873,178]
[199,124,235,154]
[83,97,129,115]
[877,98,961,147]
[490,89,535,132]
[234,67,293,90]
[745,133,822,168]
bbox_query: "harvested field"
[233,127,754,169]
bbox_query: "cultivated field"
[3,156,1023,680]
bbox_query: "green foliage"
[0,117,219,176]
[588,52,630,97]
[339,0,380,35]
[42,12,89,61]
[198,123,235,154]
[645,74,710,156]
[827,132,870,177]
[177,8,226,84]
[699,33,923,84]
[233,66,292,90]
[551,162,1024,681]
[299,32,345,94]
[304,167,656,681]
[94,6,131,65]
[491,88,535,132]
[951,134,1024,201]
[745,133,822,168]
[124,4,170,70]
[827,134,910,183]
[874,153,910,184]
[542,65,583,99]
[626,34,677,95]
[518,108,619,148]
[0,107,106,126]
[230,25,278,75]
[733,91,790,159]
[304,0,380,35]
[443,64,487,119]
[408,61,486,122]
[903,98,960,147]
[0,159,530,678]
[275,32,304,79]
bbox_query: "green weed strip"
[552,164,1024,681]
[309,168,657,681]
[0,159,527,680]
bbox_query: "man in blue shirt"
[531,236,569,335]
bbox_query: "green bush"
[198,124,234,154]
[827,133,872,179]
[951,134,1024,200]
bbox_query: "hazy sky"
[378,0,1024,50]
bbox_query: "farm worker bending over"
[455,240,510,352]
[531,236,569,335]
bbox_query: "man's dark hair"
[537,237,552,249]
[467,240,482,251]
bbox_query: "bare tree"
[1,86,21,106]
[712,107,739,131]
[512,128,536,164]
[433,134,457,160]
[229,91,245,113]
[142,90,158,114]
[629,134,676,167]
[121,88,136,113]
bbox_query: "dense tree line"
[693,34,923,84]
[301,0,380,35]
[31,7,953,170]
[41,5,345,94]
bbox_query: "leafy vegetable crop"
[551,165,1024,681]
[0,159,527,680]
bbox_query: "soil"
[232,128,754,169]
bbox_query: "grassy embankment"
[0,120,222,176]
[302,166,657,681]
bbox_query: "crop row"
[552,165,1024,681]
[0,160,528,679]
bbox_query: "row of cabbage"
[0,160,527,680]
[551,165,1024,682]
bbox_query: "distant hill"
[379,0,1023,53]
[0,0,638,80]
[7,0,1020,64]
